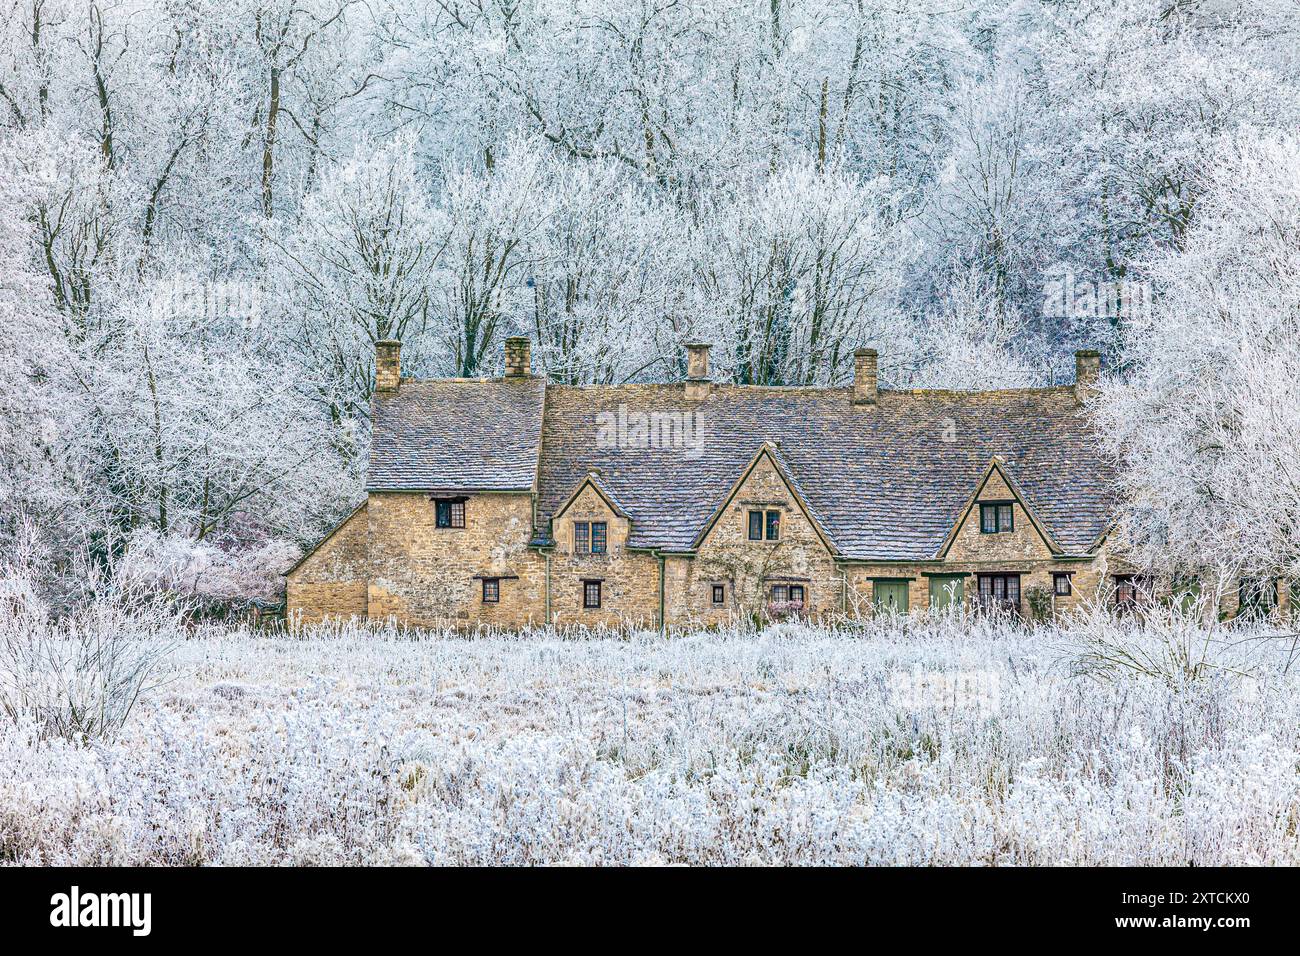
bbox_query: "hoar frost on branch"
[1097,132,1300,584]
[0,0,1298,600]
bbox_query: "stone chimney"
[685,342,711,401]
[1074,349,1100,404]
[375,340,401,393]
[504,336,531,378]
[852,347,878,405]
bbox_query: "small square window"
[712,584,725,605]
[748,511,763,540]
[1053,573,1072,597]
[574,522,590,554]
[435,499,466,528]
[482,578,499,603]
[591,522,607,554]
[583,580,602,609]
[771,584,789,603]
[765,510,780,540]
[789,584,805,606]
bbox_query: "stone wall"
[844,558,1102,621]
[666,452,841,627]
[283,465,1161,630]
[285,504,369,625]
[366,491,547,628]
[548,481,660,628]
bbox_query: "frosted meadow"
[3,600,1298,866]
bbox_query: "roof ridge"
[394,377,1073,400]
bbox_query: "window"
[574,521,606,555]
[1238,578,1277,619]
[749,509,781,541]
[980,502,1013,533]
[789,584,805,607]
[1053,573,1072,597]
[583,580,602,609]
[977,573,1021,612]
[481,578,499,603]
[712,584,725,605]
[771,584,789,603]
[1173,576,1202,615]
[435,499,465,528]
[1113,575,1138,612]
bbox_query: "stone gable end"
[677,451,840,625]
[285,504,369,625]
[945,467,1056,563]
[550,481,659,628]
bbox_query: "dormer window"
[574,521,607,554]
[979,502,1013,534]
[435,498,466,528]
[748,510,780,541]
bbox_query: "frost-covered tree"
[896,267,1045,389]
[266,134,445,423]
[434,137,553,377]
[696,163,906,386]
[1097,132,1300,582]
[521,153,687,384]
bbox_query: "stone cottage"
[284,337,1193,629]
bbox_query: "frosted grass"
[2,614,1298,865]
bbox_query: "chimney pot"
[505,336,531,378]
[685,342,711,400]
[852,347,878,405]
[1074,349,1100,404]
[375,340,401,393]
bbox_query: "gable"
[551,480,632,555]
[939,461,1059,562]
[551,473,630,524]
[693,446,837,558]
[285,503,368,580]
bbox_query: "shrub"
[0,560,178,744]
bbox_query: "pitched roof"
[552,471,632,521]
[935,456,1063,558]
[368,378,546,492]
[689,442,838,555]
[367,378,1116,560]
[535,384,1114,558]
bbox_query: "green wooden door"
[1172,577,1201,615]
[873,579,909,613]
[928,574,965,610]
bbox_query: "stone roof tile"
[368,378,545,491]
[369,378,1116,560]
